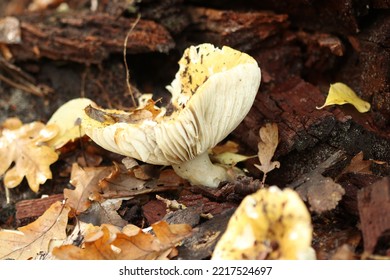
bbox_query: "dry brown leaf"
[340,151,384,177]
[290,151,346,214]
[0,201,69,260]
[1,117,22,130]
[212,186,315,260]
[28,0,64,11]
[131,99,165,123]
[99,162,146,191]
[122,157,139,169]
[157,169,187,187]
[132,165,153,180]
[78,200,128,228]
[0,119,59,192]
[254,123,280,183]
[84,99,165,126]
[357,177,390,255]
[342,152,372,175]
[52,221,192,260]
[64,163,114,215]
[212,141,239,154]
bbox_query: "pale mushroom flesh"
[82,43,261,187]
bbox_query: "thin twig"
[0,73,44,97]
[123,14,141,108]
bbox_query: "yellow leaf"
[211,140,255,165]
[212,186,315,260]
[316,82,371,113]
[47,98,96,149]
[213,152,256,165]
[0,119,59,192]
[0,201,69,260]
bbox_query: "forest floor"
[0,0,389,260]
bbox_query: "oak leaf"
[64,163,114,215]
[52,221,192,260]
[0,119,59,192]
[212,186,315,260]
[0,201,69,260]
[254,123,280,184]
[78,200,128,228]
[99,161,146,192]
[340,151,385,177]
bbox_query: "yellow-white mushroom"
[82,43,261,187]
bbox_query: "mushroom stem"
[172,151,229,188]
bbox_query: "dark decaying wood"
[183,7,289,51]
[8,11,175,64]
[357,177,390,254]
[15,193,64,223]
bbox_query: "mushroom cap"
[82,43,261,165]
[212,186,315,260]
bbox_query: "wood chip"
[15,193,64,222]
[357,177,390,254]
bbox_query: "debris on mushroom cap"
[82,43,261,186]
[212,186,315,260]
[167,43,260,109]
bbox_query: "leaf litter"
[0,119,59,192]
[0,201,69,260]
[52,221,192,260]
[0,76,389,260]
[0,115,355,259]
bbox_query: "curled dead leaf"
[64,163,114,215]
[84,98,165,126]
[52,221,192,260]
[211,141,239,154]
[339,151,385,177]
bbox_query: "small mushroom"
[82,43,261,187]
